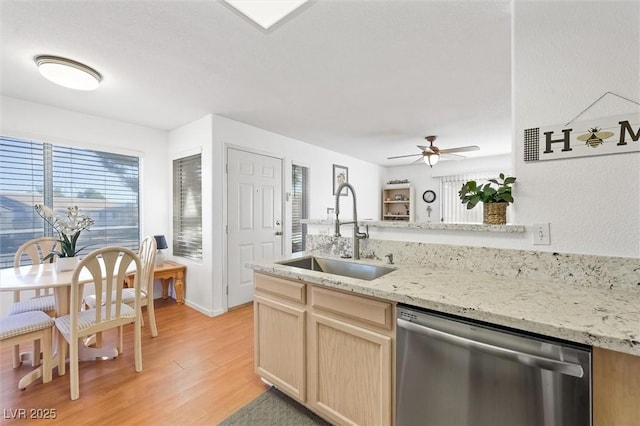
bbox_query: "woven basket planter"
[483,202,507,225]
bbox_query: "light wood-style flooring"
[0,299,268,425]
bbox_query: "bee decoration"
[577,127,615,148]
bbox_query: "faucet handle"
[384,253,394,264]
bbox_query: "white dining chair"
[10,237,58,368]
[85,236,158,338]
[0,311,54,390]
[55,246,143,400]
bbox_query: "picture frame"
[332,164,348,196]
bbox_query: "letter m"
[618,120,640,146]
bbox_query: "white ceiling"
[0,0,512,166]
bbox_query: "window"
[173,153,202,260]
[291,164,309,253]
[440,173,513,224]
[0,136,140,268]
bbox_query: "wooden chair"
[10,237,57,368]
[85,236,158,337]
[55,246,143,400]
[0,311,54,390]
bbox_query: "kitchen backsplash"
[306,235,639,291]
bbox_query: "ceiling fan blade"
[410,156,425,165]
[438,145,480,154]
[417,145,437,154]
[441,152,465,159]
[387,153,422,160]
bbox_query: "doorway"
[226,147,283,308]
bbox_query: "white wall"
[513,1,639,258]
[385,154,512,223]
[0,96,169,315]
[169,114,385,316]
[167,115,214,315]
[369,2,639,258]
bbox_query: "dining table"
[0,262,130,388]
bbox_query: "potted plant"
[34,204,95,271]
[458,173,516,225]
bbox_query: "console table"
[127,260,186,305]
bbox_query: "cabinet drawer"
[311,286,393,330]
[255,273,306,304]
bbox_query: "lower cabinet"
[593,346,640,426]
[254,294,306,402]
[254,272,395,426]
[308,313,392,425]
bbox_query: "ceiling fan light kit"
[423,152,440,167]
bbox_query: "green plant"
[458,173,516,210]
[34,204,94,259]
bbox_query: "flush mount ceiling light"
[224,0,308,29]
[34,55,102,90]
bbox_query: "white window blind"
[0,136,140,268]
[173,154,202,260]
[440,173,513,224]
[291,164,309,253]
[51,144,140,253]
[0,138,45,267]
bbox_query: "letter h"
[543,128,573,153]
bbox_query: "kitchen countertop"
[251,254,640,356]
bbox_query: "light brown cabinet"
[254,275,306,402]
[308,286,394,426]
[593,346,640,425]
[254,272,395,426]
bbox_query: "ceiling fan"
[387,135,480,167]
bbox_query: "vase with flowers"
[34,204,95,271]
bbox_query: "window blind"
[0,137,45,267]
[52,145,140,254]
[0,136,140,268]
[291,164,309,253]
[173,154,202,260]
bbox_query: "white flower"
[34,204,95,258]
[35,204,56,219]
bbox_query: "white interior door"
[227,148,283,308]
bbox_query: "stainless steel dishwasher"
[396,305,591,426]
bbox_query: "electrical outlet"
[533,223,551,245]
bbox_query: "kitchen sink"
[277,256,394,281]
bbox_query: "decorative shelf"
[382,184,414,222]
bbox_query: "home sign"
[524,113,639,162]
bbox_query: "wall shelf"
[301,219,526,233]
[382,184,415,222]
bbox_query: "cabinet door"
[593,347,640,426]
[254,295,306,402]
[308,313,392,426]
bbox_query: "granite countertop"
[251,254,640,356]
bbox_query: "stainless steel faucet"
[334,182,368,259]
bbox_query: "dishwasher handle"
[397,318,584,378]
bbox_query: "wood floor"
[0,299,268,425]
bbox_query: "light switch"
[533,223,551,245]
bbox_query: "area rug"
[218,387,332,426]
